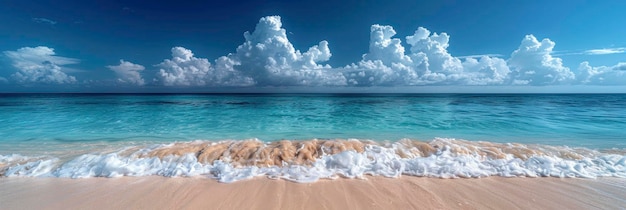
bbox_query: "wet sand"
[1,176,624,210]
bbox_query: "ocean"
[1,93,625,182]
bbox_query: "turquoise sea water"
[1,93,625,181]
[1,93,624,148]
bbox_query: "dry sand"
[1,176,625,210]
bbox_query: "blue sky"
[1,0,625,92]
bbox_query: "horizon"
[4,86,626,94]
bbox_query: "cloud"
[614,63,626,71]
[224,16,346,86]
[457,54,503,59]
[32,18,57,25]
[578,61,626,85]
[3,46,77,84]
[155,47,253,86]
[461,56,511,85]
[551,47,625,56]
[156,16,346,87]
[9,15,626,90]
[507,35,575,85]
[149,16,625,88]
[0,77,7,84]
[155,47,214,86]
[151,16,626,88]
[344,25,509,86]
[4,46,78,67]
[343,25,416,86]
[107,60,145,85]
[584,48,625,55]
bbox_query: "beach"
[1,176,624,210]
[2,0,626,207]
[1,94,626,209]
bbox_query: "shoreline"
[1,176,624,209]
[4,138,625,180]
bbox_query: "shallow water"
[1,93,625,147]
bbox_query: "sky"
[1,0,626,92]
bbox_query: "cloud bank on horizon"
[2,16,625,88]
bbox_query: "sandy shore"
[1,176,624,210]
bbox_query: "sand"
[1,176,624,210]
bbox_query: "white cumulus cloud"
[150,16,625,88]
[577,61,626,85]
[508,35,575,85]
[344,24,417,86]
[107,60,145,85]
[156,47,213,86]
[461,56,511,85]
[155,47,253,86]
[156,16,346,87]
[225,16,346,86]
[3,46,77,84]
[9,16,626,89]
[344,25,509,86]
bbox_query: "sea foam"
[1,138,625,182]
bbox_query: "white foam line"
[3,143,625,182]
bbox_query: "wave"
[1,138,625,183]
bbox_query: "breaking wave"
[1,138,625,183]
